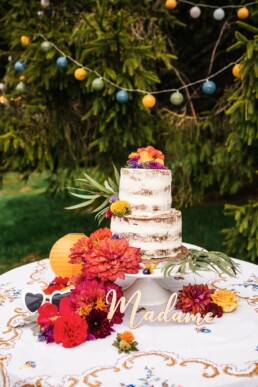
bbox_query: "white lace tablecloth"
[0,252,258,387]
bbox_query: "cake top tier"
[127,146,168,170]
[119,167,172,215]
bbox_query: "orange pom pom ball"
[232,64,242,79]
[237,7,249,19]
[142,94,156,108]
[49,233,84,278]
[165,0,177,9]
[21,35,30,46]
[74,68,88,81]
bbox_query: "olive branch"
[162,249,240,278]
[65,164,120,224]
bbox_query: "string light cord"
[177,0,258,9]
[39,34,242,96]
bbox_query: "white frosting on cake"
[111,209,182,259]
[119,168,172,215]
[110,167,182,260]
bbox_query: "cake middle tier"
[119,168,172,214]
[110,209,182,260]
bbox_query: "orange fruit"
[142,94,156,108]
[74,68,88,81]
[232,64,242,79]
[21,35,30,46]
[237,7,249,19]
[165,0,177,9]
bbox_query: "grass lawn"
[0,173,234,275]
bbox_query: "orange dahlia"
[82,237,141,282]
[90,227,112,245]
[69,235,90,264]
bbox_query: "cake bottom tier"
[110,209,182,260]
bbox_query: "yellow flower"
[144,263,157,274]
[211,290,239,313]
[120,330,135,343]
[110,200,131,217]
[155,158,164,165]
[78,304,93,318]
[128,152,138,158]
[139,151,153,163]
[95,297,106,311]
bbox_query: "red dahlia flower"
[82,238,141,282]
[176,284,214,316]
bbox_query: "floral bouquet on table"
[33,228,142,348]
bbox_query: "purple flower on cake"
[111,233,123,239]
[142,160,168,170]
[127,160,143,169]
[109,195,118,204]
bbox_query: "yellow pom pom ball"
[232,64,242,79]
[19,75,26,81]
[21,35,30,46]
[74,68,88,81]
[237,7,249,20]
[165,0,177,9]
[142,94,156,108]
[155,158,164,165]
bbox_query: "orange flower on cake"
[82,237,142,282]
[137,145,165,161]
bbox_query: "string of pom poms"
[165,0,257,20]
[34,34,242,108]
[7,33,243,109]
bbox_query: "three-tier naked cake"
[110,146,188,263]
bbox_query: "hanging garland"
[1,0,256,109]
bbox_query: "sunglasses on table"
[21,288,72,314]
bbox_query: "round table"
[0,245,258,387]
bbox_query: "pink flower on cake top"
[127,146,168,170]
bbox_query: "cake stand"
[116,243,201,307]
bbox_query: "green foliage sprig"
[66,164,120,224]
[162,249,239,278]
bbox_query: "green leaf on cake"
[162,249,240,278]
[66,167,119,223]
